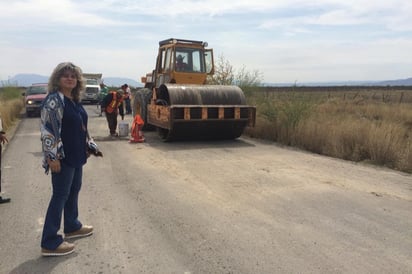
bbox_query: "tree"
[207,54,263,89]
[234,66,263,90]
[207,54,234,85]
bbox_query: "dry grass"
[0,87,24,131]
[1,85,412,173]
[0,99,24,131]
[246,88,412,173]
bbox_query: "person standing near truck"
[0,113,10,204]
[98,83,109,116]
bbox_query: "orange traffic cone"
[129,114,145,143]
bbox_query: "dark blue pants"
[125,98,131,114]
[41,162,83,249]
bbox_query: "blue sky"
[0,0,411,84]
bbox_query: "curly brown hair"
[48,62,85,102]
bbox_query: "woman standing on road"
[40,62,96,256]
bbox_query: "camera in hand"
[87,140,103,157]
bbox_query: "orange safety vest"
[106,92,123,114]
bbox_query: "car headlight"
[26,100,34,105]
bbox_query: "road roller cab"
[134,38,256,141]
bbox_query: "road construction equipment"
[133,38,256,141]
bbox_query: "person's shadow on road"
[9,253,78,274]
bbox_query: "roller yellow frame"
[133,38,256,141]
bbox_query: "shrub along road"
[0,105,411,273]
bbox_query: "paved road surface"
[0,105,411,273]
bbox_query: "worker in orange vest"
[101,89,125,137]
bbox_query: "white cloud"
[0,0,411,83]
[259,0,412,32]
[0,0,124,28]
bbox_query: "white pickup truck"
[81,73,102,104]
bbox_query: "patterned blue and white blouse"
[40,92,66,173]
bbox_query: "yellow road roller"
[133,38,256,141]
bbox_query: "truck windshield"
[27,86,47,95]
[86,79,99,85]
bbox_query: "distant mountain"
[102,77,142,88]
[1,74,48,87]
[375,77,412,86]
[3,73,411,88]
[1,73,142,88]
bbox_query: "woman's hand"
[47,158,61,173]
[0,133,8,145]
